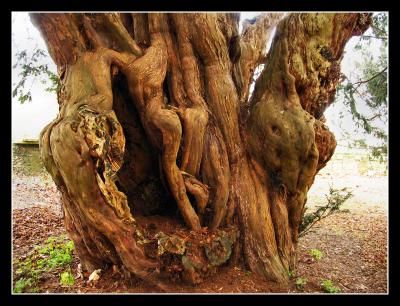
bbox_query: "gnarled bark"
[32,12,371,288]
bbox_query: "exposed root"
[178,107,209,177]
[182,172,209,214]
[201,124,230,230]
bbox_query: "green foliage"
[370,13,388,40]
[60,270,75,286]
[370,145,388,162]
[36,237,74,269]
[309,249,324,260]
[352,138,368,149]
[13,278,34,293]
[336,12,387,160]
[295,277,308,291]
[321,279,341,293]
[13,235,75,293]
[12,48,60,104]
[287,269,295,278]
[299,186,353,237]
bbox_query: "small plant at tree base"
[13,278,33,293]
[295,277,308,291]
[287,269,295,278]
[309,249,324,260]
[60,270,75,286]
[299,186,353,237]
[13,235,75,293]
[321,279,341,293]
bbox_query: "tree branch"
[233,13,283,104]
[29,13,88,68]
[245,13,371,245]
[361,35,387,40]
[102,13,143,56]
[370,23,387,38]
[353,66,387,89]
[249,13,372,119]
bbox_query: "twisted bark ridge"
[31,12,371,287]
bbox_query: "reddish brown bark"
[31,12,371,287]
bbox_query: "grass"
[14,278,37,293]
[321,279,341,293]
[287,269,295,278]
[37,237,74,269]
[60,270,75,286]
[295,277,308,291]
[12,145,48,177]
[309,248,324,260]
[13,235,75,293]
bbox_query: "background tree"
[335,12,387,160]
[16,13,371,289]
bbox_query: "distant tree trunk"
[31,12,371,288]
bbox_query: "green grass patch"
[13,278,38,293]
[13,235,75,293]
[321,279,341,293]
[287,269,295,278]
[60,270,75,286]
[295,277,308,291]
[309,249,324,260]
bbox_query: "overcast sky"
[11,12,387,149]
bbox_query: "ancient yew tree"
[30,12,371,288]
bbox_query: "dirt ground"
[12,147,388,294]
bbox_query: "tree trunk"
[31,12,371,288]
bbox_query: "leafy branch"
[299,186,353,238]
[352,67,387,90]
[360,35,387,40]
[335,13,387,160]
[12,48,60,104]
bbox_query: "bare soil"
[12,148,388,293]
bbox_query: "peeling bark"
[32,12,371,287]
